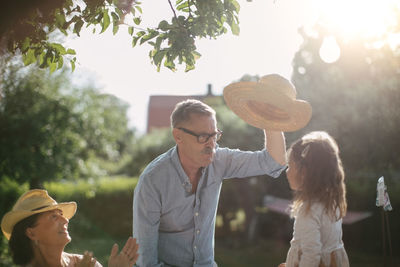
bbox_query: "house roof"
[146,84,214,133]
[147,95,204,133]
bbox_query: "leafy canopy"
[291,21,400,176]
[0,62,134,188]
[1,0,240,72]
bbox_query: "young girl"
[279,131,349,267]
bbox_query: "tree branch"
[167,0,178,19]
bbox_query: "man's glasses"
[177,127,222,144]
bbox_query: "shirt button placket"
[193,197,201,264]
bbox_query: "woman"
[1,189,139,267]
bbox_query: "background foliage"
[0,60,135,188]
[1,2,400,266]
[1,0,240,72]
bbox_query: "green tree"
[291,25,400,177]
[290,20,400,254]
[121,128,175,176]
[1,0,240,72]
[0,62,134,188]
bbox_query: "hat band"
[31,205,50,211]
[247,100,290,121]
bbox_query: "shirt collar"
[171,146,193,193]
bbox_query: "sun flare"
[314,0,399,39]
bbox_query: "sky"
[64,0,398,134]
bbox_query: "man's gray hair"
[171,99,216,128]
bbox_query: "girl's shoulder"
[298,201,340,223]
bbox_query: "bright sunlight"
[315,0,399,39]
[313,0,400,63]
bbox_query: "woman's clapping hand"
[108,237,139,267]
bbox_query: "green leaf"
[101,10,110,33]
[140,30,159,44]
[230,22,240,35]
[55,11,66,26]
[133,17,141,25]
[192,51,201,60]
[132,37,140,47]
[177,1,189,11]
[50,62,57,73]
[135,5,142,13]
[111,12,119,23]
[158,20,169,31]
[185,63,195,72]
[115,7,123,18]
[71,57,76,71]
[164,59,176,72]
[66,49,76,55]
[21,38,30,53]
[50,43,66,54]
[128,26,134,36]
[73,20,84,36]
[153,50,166,67]
[58,56,64,69]
[179,7,190,12]
[136,31,146,37]
[231,0,240,12]
[23,49,36,66]
[113,25,119,35]
[155,35,164,50]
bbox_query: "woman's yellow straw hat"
[1,189,77,240]
[223,74,312,132]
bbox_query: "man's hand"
[108,237,139,267]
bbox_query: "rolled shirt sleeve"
[215,147,286,179]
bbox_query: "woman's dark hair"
[9,213,40,265]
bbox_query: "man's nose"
[206,135,217,145]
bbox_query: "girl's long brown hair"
[288,131,347,220]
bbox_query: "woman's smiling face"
[27,209,71,247]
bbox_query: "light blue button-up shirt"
[133,146,285,267]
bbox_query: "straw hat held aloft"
[223,74,312,132]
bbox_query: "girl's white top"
[285,202,349,267]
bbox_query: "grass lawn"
[65,236,394,267]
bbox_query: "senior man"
[133,99,286,267]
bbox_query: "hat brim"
[1,202,76,240]
[223,81,312,132]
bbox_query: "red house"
[146,85,214,133]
